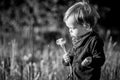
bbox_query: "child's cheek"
[76,29,79,35]
[74,29,79,36]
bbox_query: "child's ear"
[83,23,91,30]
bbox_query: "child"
[62,1,105,80]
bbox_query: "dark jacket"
[63,31,105,80]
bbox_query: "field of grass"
[0,30,120,80]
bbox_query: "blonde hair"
[64,1,100,28]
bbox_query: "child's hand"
[81,57,92,66]
[63,54,71,63]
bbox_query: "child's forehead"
[66,14,75,22]
[65,15,76,25]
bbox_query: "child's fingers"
[64,56,70,62]
[64,57,70,62]
[81,57,92,66]
[63,54,70,63]
[81,60,86,66]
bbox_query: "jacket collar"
[72,31,92,45]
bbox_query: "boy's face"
[65,14,89,38]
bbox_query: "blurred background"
[0,0,120,80]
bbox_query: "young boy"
[62,1,105,80]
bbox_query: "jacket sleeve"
[89,37,105,68]
[62,48,74,66]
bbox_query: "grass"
[0,30,120,80]
[101,30,120,80]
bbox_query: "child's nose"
[69,29,72,33]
